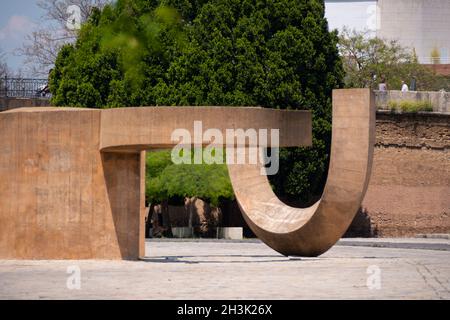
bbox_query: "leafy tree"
[339,28,449,91]
[50,0,344,205]
[146,150,234,207]
[50,0,188,107]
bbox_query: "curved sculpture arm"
[227,89,376,257]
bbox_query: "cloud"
[0,15,35,41]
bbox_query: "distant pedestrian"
[401,81,409,92]
[410,77,417,91]
[378,77,388,91]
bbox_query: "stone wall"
[375,90,450,113]
[0,97,50,112]
[359,112,450,237]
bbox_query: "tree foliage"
[50,0,344,204]
[146,150,234,207]
[339,28,449,91]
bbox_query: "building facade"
[325,0,450,64]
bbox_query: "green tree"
[50,0,344,205]
[146,150,234,207]
[339,28,448,91]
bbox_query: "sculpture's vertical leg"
[139,151,147,258]
[102,151,146,260]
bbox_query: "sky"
[0,0,377,77]
[0,0,44,76]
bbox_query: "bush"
[388,100,434,113]
[339,28,449,91]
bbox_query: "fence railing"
[0,77,49,98]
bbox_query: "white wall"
[325,0,450,64]
[325,1,378,34]
[377,0,450,64]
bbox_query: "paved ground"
[0,239,449,299]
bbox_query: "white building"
[325,0,450,64]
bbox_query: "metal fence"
[0,77,49,98]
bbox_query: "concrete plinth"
[217,227,243,240]
[171,227,194,238]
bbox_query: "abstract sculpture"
[0,89,374,260]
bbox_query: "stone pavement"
[337,237,450,251]
[0,239,449,300]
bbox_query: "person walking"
[401,80,409,92]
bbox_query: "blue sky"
[0,1,44,76]
[0,0,377,77]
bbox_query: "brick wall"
[423,64,450,76]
